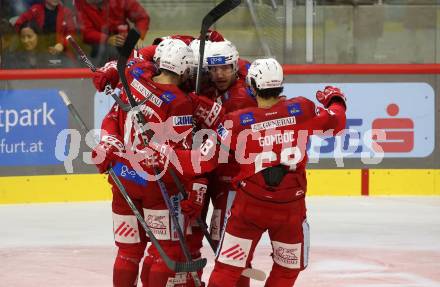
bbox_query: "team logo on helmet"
[207,56,226,65]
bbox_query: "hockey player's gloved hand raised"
[181,178,208,220]
[93,61,119,92]
[316,86,347,109]
[206,29,224,42]
[92,135,125,173]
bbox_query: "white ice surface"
[1,197,439,286]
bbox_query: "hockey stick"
[66,35,96,72]
[117,29,205,286]
[195,0,241,94]
[58,90,205,273]
[66,35,131,112]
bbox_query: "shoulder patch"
[239,112,256,126]
[287,103,302,116]
[159,91,176,104]
[129,67,144,80]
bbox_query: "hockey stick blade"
[242,268,267,281]
[118,29,140,58]
[117,29,140,108]
[202,0,241,31]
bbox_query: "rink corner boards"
[0,169,439,204]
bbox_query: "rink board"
[1,67,439,203]
[0,169,439,204]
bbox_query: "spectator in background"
[3,20,73,68]
[3,20,46,68]
[74,0,150,66]
[14,0,76,58]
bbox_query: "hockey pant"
[209,183,250,287]
[110,161,203,287]
[111,180,149,287]
[208,191,310,287]
[141,205,204,287]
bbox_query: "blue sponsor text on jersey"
[173,115,193,126]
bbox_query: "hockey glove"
[92,61,119,92]
[316,86,347,109]
[206,30,225,42]
[181,178,208,220]
[92,135,125,173]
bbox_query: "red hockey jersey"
[99,60,193,183]
[170,96,346,202]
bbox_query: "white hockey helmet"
[246,58,283,90]
[153,38,186,63]
[189,39,212,68]
[205,41,239,72]
[159,41,195,75]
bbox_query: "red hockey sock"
[208,262,243,287]
[264,264,300,287]
[236,274,250,287]
[113,252,142,287]
[140,255,154,286]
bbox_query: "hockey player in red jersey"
[92,40,207,287]
[181,40,257,287]
[202,41,256,268]
[151,58,347,287]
